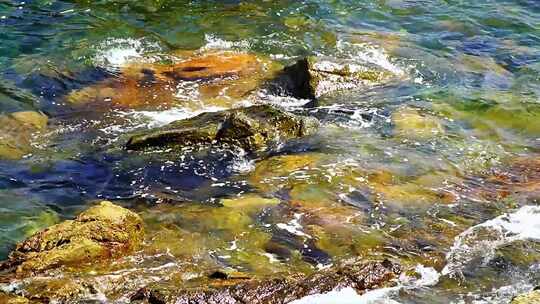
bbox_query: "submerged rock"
[131,259,400,304]
[0,292,30,304]
[0,111,48,160]
[0,201,143,276]
[125,104,319,152]
[267,56,397,100]
[512,289,540,304]
[391,107,444,140]
[67,51,280,110]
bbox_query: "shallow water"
[0,0,539,303]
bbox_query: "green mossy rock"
[512,290,540,304]
[1,201,144,276]
[126,105,319,152]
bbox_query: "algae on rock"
[0,201,144,276]
[512,289,540,304]
[267,56,399,100]
[126,104,319,152]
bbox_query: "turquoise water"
[0,0,539,302]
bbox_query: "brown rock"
[67,51,279,110]
[131,259,400,304]
[0,201,144,276]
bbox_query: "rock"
[125,105,319,152]
[0,292,30,304]
[131,259,400,304]
[267,56,397,100]
[0,111,48,160]
[391,107,444,140]
[512,289,540,304]
[0,201,144,276]
[67,51,280,110]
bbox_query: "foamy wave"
[202,34,251,51]
[442,205,540,277]
[129,106,227,128]
[289,286,401,304]
[92,38,161,70]
[336,40,405,77]
[290,264,439,304]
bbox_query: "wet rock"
[131,259,400,304]
[391,107,444,140]
[268,56,397,100]
[0,292,30,304]
[0,111,48,160]
[15,278,97,303]
[0,201,144,276]
[125,105,319,152]
[67,51,280,110]
[512,289,540,304]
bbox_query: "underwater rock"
[131,259,400,304]
[0,111,48,160]
[391,107,444,140]
[142,195,295,275]
[0,201,144,276]
[0,292,30,304]
[512,289,540,304]
[67,51,280,110]
[267,56,396,100]
[248,153,326,192]
[125,104,319,152]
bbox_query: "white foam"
[92,38,161,70]
[289,264,439,304]
[276,213,311,238]
[442,205,540,276]
[336,40,405,77]
[411,264,440,287]
[202,34,251,51]
[130,106,226,128]
[289,286,401,304]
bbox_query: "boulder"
[125,104,319,152]
[266,56,397,100]
[131,259,401,304]
[0,201,144,276]
[512,289,540,304]
[0,111,48,160]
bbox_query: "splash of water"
[442,205,540,277]
[92,38,161,70]
[289,264,440,304]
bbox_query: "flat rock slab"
[125,104,319,153]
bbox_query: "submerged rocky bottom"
[0,6,539,302]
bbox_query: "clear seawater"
[0,0,539,302]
